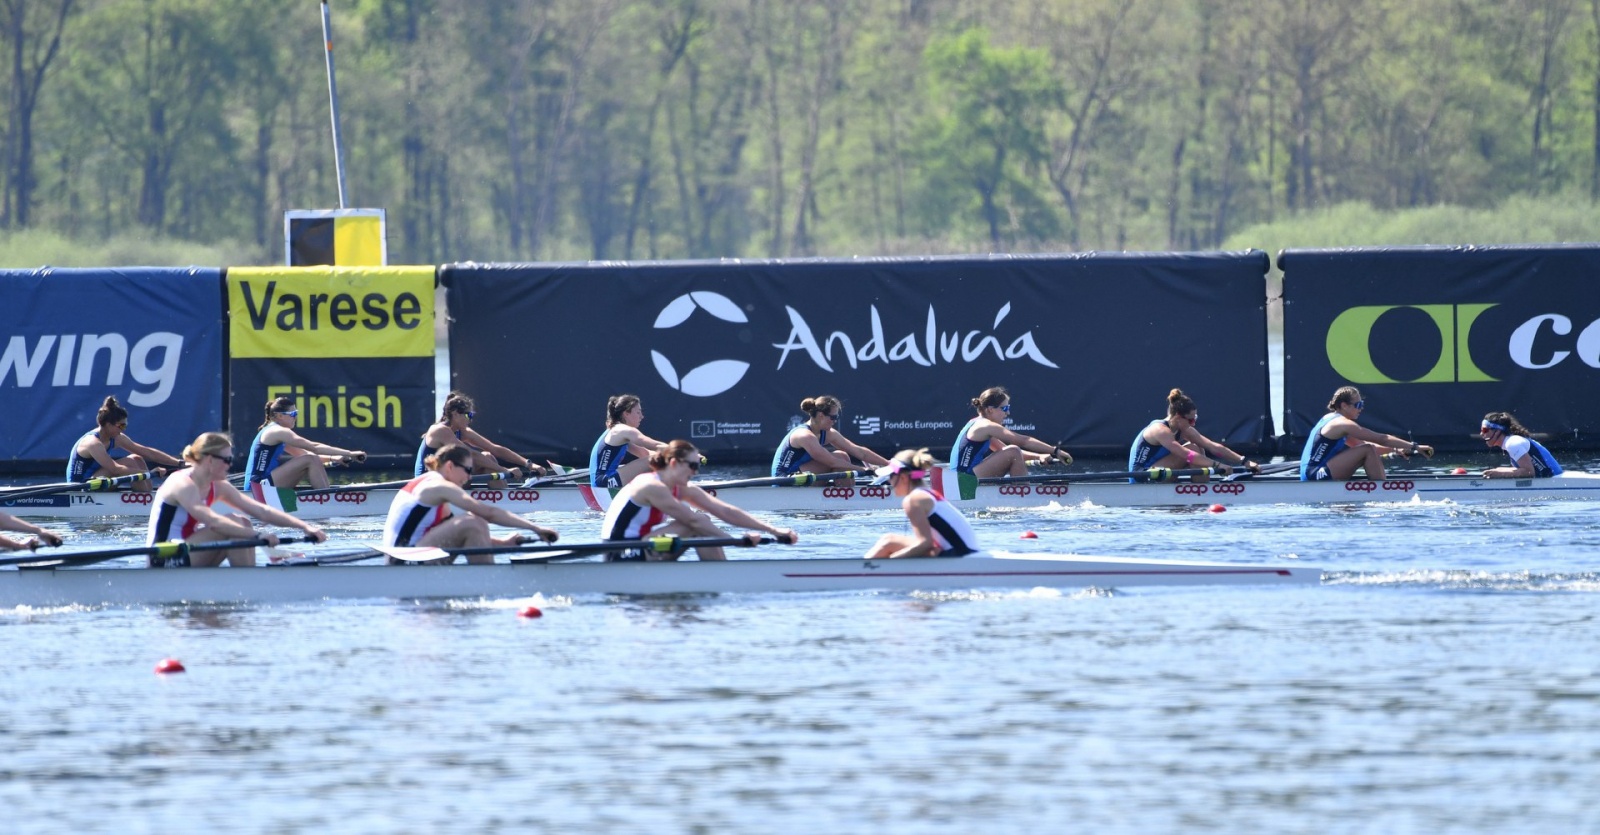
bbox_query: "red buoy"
[1209,504,1226,513]
[1453,467,1468,475]
[518,606,543,619]
[1019,531,1038,539]
[154,658,185,674]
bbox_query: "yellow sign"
[228,266,435,359]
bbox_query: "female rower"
[590,394,666,488]
[66,395,183,491]
[601,440,797,561]
[1129,388,1261,481]
[865,448,979,559]
[415,392,545,481]
[951,386,1072,478]
[147,432,327,567]
[384,444,559,565]
[244,396,366,492]
[0,511,63,551]
[1479,411,1563,478]
[1299,386,1433,481]
[771,395,890,477]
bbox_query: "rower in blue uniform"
[770,395,889,477]
[415,392,545,481]
[1128,388,1259,482]
[1299,386,1432,481]
[66,395,182,490]
[590,394,665,488]
[244,396,366,495]
[951,386,1070,478]
[1478,411,1563,478]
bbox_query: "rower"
[951,386,1072,478]
[1299,387,1433,480]
[383,443,558,565]
[771,395,889,478]
[148,432,327,567]
[66,395,183,492]
[244,396,367,493]
[0,511,63,552]
[415,391,545,482]
[601,440,796,561]
[590,394,665,488]
[865,448,979,559]
[1129,388,1260,482]
[1478,411,1563,478]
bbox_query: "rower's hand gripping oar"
[0,535,317,569]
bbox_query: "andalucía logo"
[651,292,752,398]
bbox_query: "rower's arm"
[683,485,787,537]
[214,482,325,540]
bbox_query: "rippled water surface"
[4,461,1600,833]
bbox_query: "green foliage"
[1222,194,1600,252]
[0,229,270,268]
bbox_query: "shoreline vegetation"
[2,196,1595,271]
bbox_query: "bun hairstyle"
[1166,388,1196,417]
[440,391,475,422]
[96,395,129,427]
[890,448,937,482]
[261,395,296,428]
[649,439,700,471]
[182,432,233,464]
[971,386,1009,412]
[424,443,475,472]
[606,394,641,427]
[1483,411,1531,437]
[800,395,841,416]
[1327,386,1361,412]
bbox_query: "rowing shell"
[5,470,1599,521]
[0,552,1320,607]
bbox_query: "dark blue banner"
[443,254,1273,464]
[0,268,225,468]
[1280,245,1600,450]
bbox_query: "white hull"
[6,470,1599,521]
[0,552,1320,607]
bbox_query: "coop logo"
[650,292,751,397]
[1326,304,1498,384]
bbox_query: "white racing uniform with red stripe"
[383,473,455,546]
[147,483,217,544]
[600,476,679,541]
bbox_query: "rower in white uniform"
[865,448,980,558]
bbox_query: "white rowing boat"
[0,551,1319,607]
[5,469,1598,521]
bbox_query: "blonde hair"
[182,432,233,464]
[889,448,937,483]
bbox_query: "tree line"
[2,0,1597,265]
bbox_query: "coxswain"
[865,448,979,558]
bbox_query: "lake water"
[4,453,1600,832]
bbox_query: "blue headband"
[1481,419,1507,432]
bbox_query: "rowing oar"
[295,473,509,497]
[696,471,854,490]
[375,533,796,565]
[520,469,593,488]
[1223,460,1302,480]
[0,535,316,570]
[977,466,1225,485]
[0,472,153,503]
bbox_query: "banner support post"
[320,0,349,209]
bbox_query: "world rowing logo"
[651,292,751,397]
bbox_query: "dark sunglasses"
[209,452,234,465]
[683,458,701,472]
[1350,400,1365,410]
[998,403,1011,414]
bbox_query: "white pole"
[321,0,349,209]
